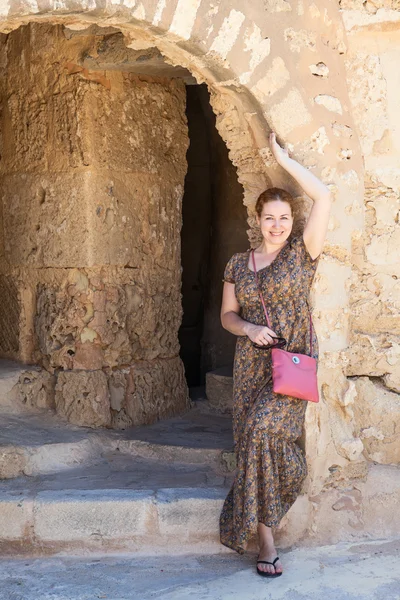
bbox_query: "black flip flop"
[256,556,282,578]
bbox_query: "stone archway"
[0,1,370,531]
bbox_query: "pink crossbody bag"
[251,249,319,403]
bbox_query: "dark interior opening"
[179,84,248,390]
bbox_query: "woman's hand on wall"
[269,132,290,167]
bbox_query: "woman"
[219,132,331,577]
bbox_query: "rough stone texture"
[156,488,226,539]
[0,23,191,427]
[339,0,400,11]
[345,53,388,157]
[205,367,233,413]
[342,3,400,489]
[251,57,290,103]
[0,447,26,479]
[33,489,155,543]
[284,28,317,53]
[124,358,189,427]
[55,370,111,428]
[332,8,400,524]
[10,369,55,410]
[310,464,400,544]
[267,89,312,136]
[0,405,235,480]
[0,496,34,540]
[353,377,400,464]
[34,265,183,370]
[314,94,343,114]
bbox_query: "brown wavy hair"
[255,187,294,217]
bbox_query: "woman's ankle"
[257,523,275,549]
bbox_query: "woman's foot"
[257,523,283,576]
[257,546,283,576]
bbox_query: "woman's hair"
[255,187,294,217]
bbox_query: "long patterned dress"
[219,235,319,554]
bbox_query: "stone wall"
[337,3,400,471]
[0,23,190,427]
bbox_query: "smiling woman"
[219,133,331,577]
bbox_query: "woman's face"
[256,200,293,245]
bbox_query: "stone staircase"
[0,361,237,557]
[3,360,400,564]
[2,361,400,599]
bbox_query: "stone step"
[2,448,400,558]
[0,445,234,556]
[0,407,235,479]
[2,463,400,559]
[0,483,231,556]
[205,366,233,413]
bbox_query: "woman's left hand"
[269,132,290,166]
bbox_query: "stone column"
[0,23,190,427]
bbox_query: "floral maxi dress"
[219,236,319,554]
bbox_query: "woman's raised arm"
[269,132,331,260]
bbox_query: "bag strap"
[251,249,272,329]
[251,249,313,354]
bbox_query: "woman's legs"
[257,523,283,575]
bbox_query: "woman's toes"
[258,562,275,574]
[274,559,283,573]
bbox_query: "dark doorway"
[179,85,248,390]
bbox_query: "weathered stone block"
[125,357,189,426]
[0,495,33,540]
[0,447,27,479]
[1,171,186,269]
[314,95,343,114]
[284,28,316,53]
[345,52,388,156]
[86,74,188,176]
[34,270,182,370]
[1,172,95,267]
[346,333,400,394]
[205,366,233,413]
[354,377,400,465]
[156,488,225,538]
[251,57,290,102]
[55,370,111,428]
[275,495,312,547]
[12,368,56,410]
[266,89,312,137]
[1,23,90,173]
[365,229,400,266]
[33,490,156,542]
[109,369,128,412]
[360,464,400,538]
